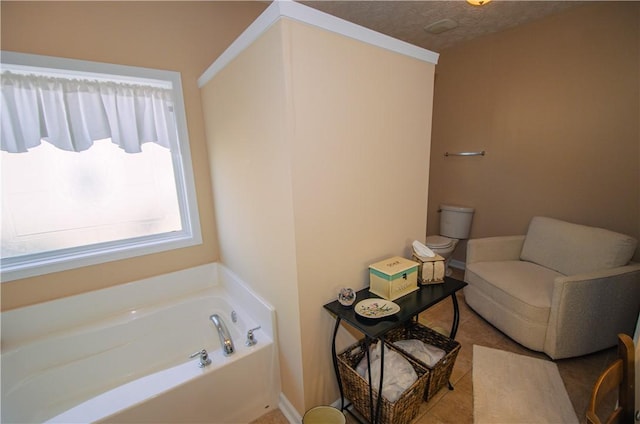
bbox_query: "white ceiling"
[299,1,587,52]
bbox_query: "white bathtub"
[1,263,280,423]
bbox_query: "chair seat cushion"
[465,260,563,324]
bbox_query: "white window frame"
[0,51,202,282]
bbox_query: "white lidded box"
[369,256,419,301]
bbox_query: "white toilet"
[426,204,475,274]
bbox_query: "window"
[1,52,201,281]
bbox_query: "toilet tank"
[440,204,474,239]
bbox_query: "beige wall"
[200,17,435,413]
[201,21,306,411]
[0,1,267,311]
[287,21,435,410]
[428,2,640,264]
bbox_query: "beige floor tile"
[414,372,474,424]
[249,408,290,424]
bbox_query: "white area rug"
[473,345,579,424]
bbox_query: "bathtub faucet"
[209,314,235,356]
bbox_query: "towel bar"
[444,151,485,157]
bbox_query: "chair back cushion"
[520,217,637,275]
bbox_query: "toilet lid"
[426,235,454,249]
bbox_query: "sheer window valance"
[1,72,178,153]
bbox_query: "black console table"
[323,277,467,424]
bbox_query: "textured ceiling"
[299,1,586,52]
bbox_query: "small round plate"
[354,299,400,319]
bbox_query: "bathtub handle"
[245,326,261,347]
[190,349,212,368]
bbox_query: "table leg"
[331,318,344,411]
[448,293,461,391]
[449,292,461,339]
[375,336,385,424]
[365,338,374,422]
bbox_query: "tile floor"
[251,269,616,424]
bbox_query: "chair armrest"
[466,235,525,265]
[558,262,640,283]
[544,263,640,359]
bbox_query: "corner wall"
[200,21,305,410]
[286,20,435,408]
[428,2,640,263]
[200,13,435,414]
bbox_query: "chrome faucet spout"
[209,314,235,356]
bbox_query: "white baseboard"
[449,259,466,270]
[330,398,343,409]
[331,398,366,421]
[279,393,302,424]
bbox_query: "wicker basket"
[385,322,460,401]
[337,339,429,424]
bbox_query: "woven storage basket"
[337,339,429,424]
[385,322,460,401]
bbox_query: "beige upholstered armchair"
[464,216,640,359]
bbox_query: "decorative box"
[412,253,446,285]
[369,256,419,300]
